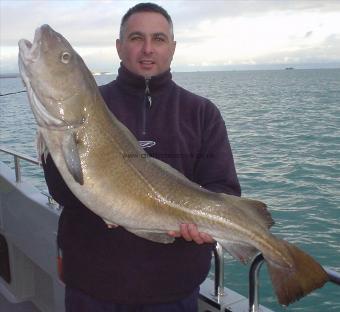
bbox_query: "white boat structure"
[0,147,339,312]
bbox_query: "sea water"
[1,69,339,311]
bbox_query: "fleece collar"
[116,63,173,96]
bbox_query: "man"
[42,2,241,311]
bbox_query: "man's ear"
[116,39,122,59]
[170,40,177,61]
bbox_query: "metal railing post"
[213,242,224,297]
[325,267,340,285]
[14,155,21,182]
[249,253,265,312]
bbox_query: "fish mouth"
[18,26,43,65]
[18,25,70,130]
[18,25,43,83]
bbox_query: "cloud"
[305,31,313,38]
[0,0,126,46]
[254,33,340,65]
[2,0,340,45]
[169,0,340,29]
[1,0,340,73]
[173,8,340,66]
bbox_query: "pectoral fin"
[217,239,258,264]
[127,229,175,244]
[62,132,84,185]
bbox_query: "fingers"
[199,232,215,244]
[182,224,204,244]
[168,224,215,244]
[106,224,119,229]
[168,230,181,238]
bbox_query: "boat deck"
[0,279,272,312]
[0,293,39,312]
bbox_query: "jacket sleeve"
[194,102,241,197]
[41,153,84,209]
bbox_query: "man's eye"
[131,36,142,41]
[154,36,165,42]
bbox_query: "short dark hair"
[119,2,174,40]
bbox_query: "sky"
[1,0,340,73]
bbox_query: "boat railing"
[0,146,56,205]
[213,244,340,312]
[0,146,39,182]
[212,241,224,297]
[1,146,340,311]
[248,253,265,312]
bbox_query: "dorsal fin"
[241,197,274,229]
[220,194,274,229]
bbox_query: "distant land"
[0,71,116,79]
[92,71,114,76]
[0,73,20,78]
[0,72,114,78]
[1,63,339,78]
[174,62,340,72]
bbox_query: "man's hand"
[168,224,215,244]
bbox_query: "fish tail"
[264,239,329,306]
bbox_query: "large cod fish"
[18,25,328,306]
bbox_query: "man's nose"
[142,38,154,54]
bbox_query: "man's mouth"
[139,60,155,66]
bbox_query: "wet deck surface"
[0,293,40,312]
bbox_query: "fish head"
[18,24,93,130]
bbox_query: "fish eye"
[61,52,71,64]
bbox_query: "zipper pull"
[145,78,152,107]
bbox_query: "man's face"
[116,12,176,77]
